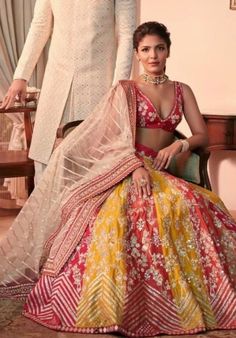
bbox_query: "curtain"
[0,0,48,206]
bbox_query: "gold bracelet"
[179,139,189,152]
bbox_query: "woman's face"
[136,34,169,76]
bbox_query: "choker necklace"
[141,73,169,85]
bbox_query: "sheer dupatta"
[0,81,141,298]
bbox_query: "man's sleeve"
[112,0,136,85]
[13,0,53,82]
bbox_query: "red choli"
[136,81,184,132]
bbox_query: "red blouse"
[136,81,184,132]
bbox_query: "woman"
[0,0,136,181]
[0,22,236,337]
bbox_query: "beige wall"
[139,0,236,210]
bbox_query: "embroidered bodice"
[136,81,184,132]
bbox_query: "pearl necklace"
[141,73,169,85]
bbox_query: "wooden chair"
[57,120,211,190]
[0,105,37,196]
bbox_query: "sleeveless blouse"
[136,81,184,132]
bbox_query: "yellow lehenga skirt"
[23,155,236,337]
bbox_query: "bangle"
[179,139,189,152]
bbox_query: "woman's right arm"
[132,167,152,198]
[0,0,53,109]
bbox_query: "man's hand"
[0,79,27,109]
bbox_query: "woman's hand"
[153,140,182,171]
[0,79,27,109]
[132,166,151,198]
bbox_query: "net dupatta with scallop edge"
[0,80,141,299]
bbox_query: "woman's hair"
[133,21,171,52]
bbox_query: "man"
[1,0,136,181]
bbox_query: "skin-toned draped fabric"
[0,0,48,204]
[0,81,143,297]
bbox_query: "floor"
[1,211,236,338]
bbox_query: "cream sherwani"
[14,0,136,165]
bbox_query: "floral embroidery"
[136,82,183,132]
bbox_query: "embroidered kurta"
[14,0,136,164]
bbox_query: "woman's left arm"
[153,83,208,171]
[181,83,208,150]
